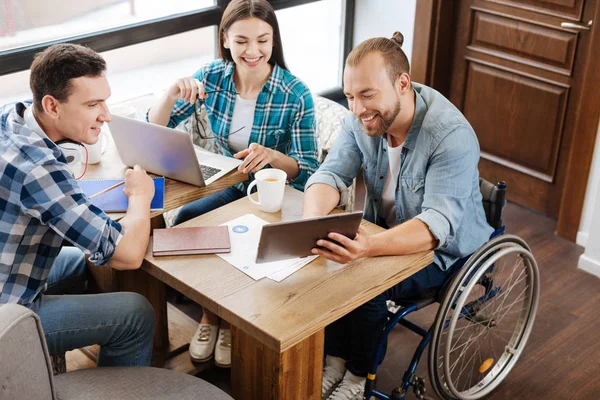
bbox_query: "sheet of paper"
[218,214,315,280]
[267,255,319,282]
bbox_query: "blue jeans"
[30,247,155,367]
[174,186,245,225]
[324,261,455,377]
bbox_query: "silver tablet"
[255,211,363,263]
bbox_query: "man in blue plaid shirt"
[0,44,156,366]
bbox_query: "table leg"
[231,326,324,400]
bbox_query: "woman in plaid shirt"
[148,0,319,368]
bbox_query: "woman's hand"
[311,226,372,264]
[166,77,206,104]
[234,143,277,173]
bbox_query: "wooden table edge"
[143,249,434,353]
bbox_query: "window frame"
[0,0,354,100]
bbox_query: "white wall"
[353,0,417,65]
[577,119,600,248]
[579,175,600,277]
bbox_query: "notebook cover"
[152,226,231,256]
[79,177,165,212]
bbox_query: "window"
[0,0,354,103]
[0,0,215,52]
[101,27,216,104]
[276,0,344,93]
[0,26,216,106]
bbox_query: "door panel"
[470,11,578,73]
[464,62,568,180]
[449,0,594,217]
[488,0,584,19]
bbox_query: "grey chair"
[0,304,233,400]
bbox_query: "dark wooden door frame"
[411,0,600,242]
[557,0,600,240]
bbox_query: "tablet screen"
[255,211,363,263]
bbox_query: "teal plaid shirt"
[164,60,318,190]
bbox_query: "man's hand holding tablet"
[311,225,373,264]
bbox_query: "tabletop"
[141,186,434,352]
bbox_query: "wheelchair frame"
[363,181,539,400]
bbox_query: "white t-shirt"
[228,95,257,153]
[379,139,404,228]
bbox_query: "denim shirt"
[306,83,493,270]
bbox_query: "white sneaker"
[322,355,346,399]
[326,370,366,400]
[189,323,218,362]
[214,327,231,368]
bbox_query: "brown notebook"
[152,226,231,256]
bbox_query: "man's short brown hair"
[346,31,410,85]
[30,43,106,113]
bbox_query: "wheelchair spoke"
[477,261,526,317]
[466,337,487,391]
[487,327,512,345]
[473,273,525,325]
[470,340,486,391]
[488,256,526,312]
[464,350,476,391]
[449,325,489,376]
[457,323,505,393]
[448,315,490,359]
[494,289,527,324]
[456,334,486,389]
[491,275,526,318]
[486,327,500,361]
[449,333,478,355]
[498,306,527,317]
[448,305,479,349]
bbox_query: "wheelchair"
[364,179,540,400]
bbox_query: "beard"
[360,98,401,138]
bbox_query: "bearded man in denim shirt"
[303,33,494,400]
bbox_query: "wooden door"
[448,0,596,217]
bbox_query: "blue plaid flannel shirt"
[0,101,124,307]
[156,60,319,191]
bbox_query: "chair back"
[479,178,506,230]
[314,95,350,162]
[0,304,56,400]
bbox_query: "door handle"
[561,20,593,30]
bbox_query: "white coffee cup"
[110,105,137,119]
[247,169,287,212]
[82,127,107,164]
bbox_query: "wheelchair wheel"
[428,234,540,400]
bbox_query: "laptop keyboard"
[200,164,222,180]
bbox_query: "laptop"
[255,211,364,263]
[108,115,242,187]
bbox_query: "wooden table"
[141,186,434,399]
[82,131,247,366]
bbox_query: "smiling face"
[52,75,112,144]
[344,52,405,137]
[223,17,274,75]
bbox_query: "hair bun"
[391,31,404,47]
